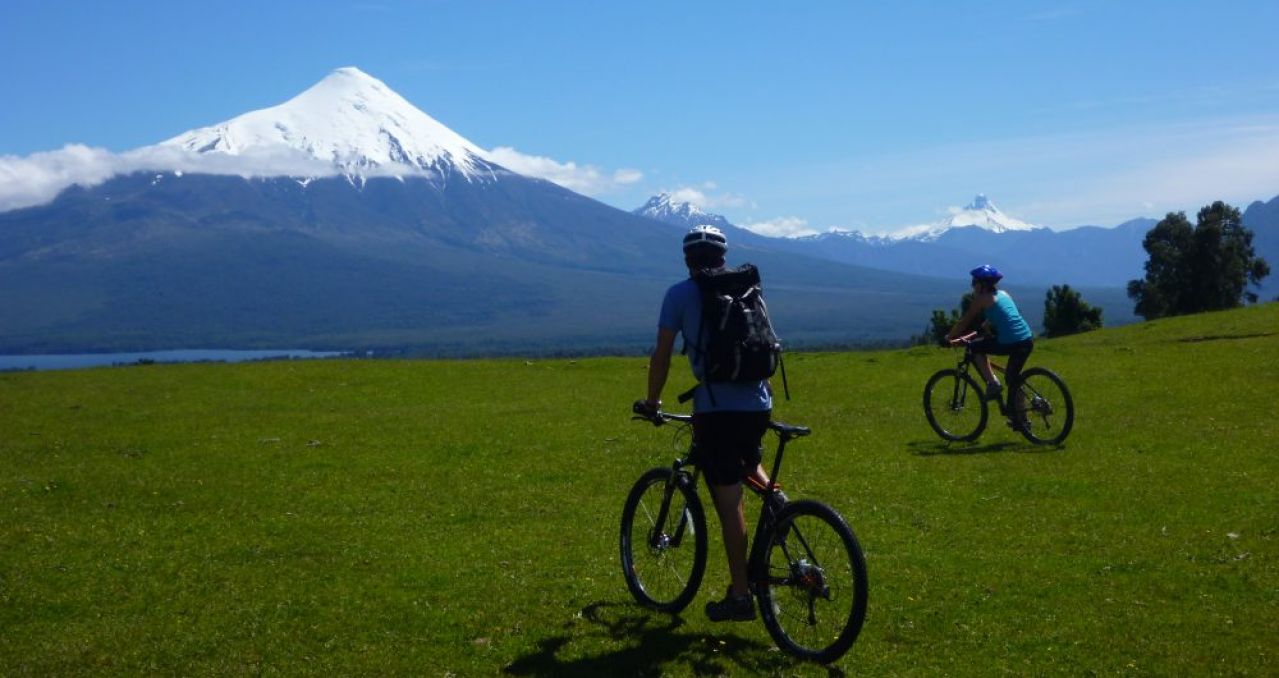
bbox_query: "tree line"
[913,199,1269,345]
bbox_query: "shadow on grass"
[907,439,1063,456]
[504,601,846,677]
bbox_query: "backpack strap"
[777,352,791,401]
[681,269,718,406]
[757,282,788,401]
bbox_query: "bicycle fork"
[652,461,698,550]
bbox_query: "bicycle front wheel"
[758,500,868,664]
[1013,367,1075,445]
[923,369,988,441]
[619,467,708,613]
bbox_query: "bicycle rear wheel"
[1013,367,1075,445]
[923,369,988,441]
[619,467,708,612]
[757,500,868,664]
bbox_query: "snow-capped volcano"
[160,67,498,180]
[634,193,733,230]
[887,194,1040,241]
[942,194,1037,233]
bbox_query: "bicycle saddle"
[769,421,811,438]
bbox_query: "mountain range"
[0,67,1271,355]
[637,193,1279,293]
[0,68,966,354]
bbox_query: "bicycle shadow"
[503,601,847,677]
[907,439,1063,456]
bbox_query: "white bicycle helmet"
[682,225,728,252]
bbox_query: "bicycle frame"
[745,428,802,588]
[626,406,867,661]
[950,333,1017,417]
[644,412,813,592]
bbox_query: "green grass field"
[2,304,1276,676]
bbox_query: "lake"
[0,349,350,372]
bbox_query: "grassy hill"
[1,304,1275,675]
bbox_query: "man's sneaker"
[705,588,756,622]
[985,382,1003,400]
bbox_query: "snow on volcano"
[634,192,733,230]
[159,66,499,182]
[876,194,1042,241]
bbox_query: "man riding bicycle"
[946,265,1035,428]
[637,225,775,622]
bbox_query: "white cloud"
[0,145,120,211]
[130,144,355,179]
[739,216,818,238]
[485,146,642,196]
[668,187,710,206]
[665,184,752,211]
[0,141,646,212]
[793,114,1279,234]
[612,168,643,185]
[0,143,382,212]
[880,222,940,239]
[990,121,1279,227]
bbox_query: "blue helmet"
[969,264,1003,283]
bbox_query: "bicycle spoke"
[1014,368,1075,445]
[621,470,707,612]
[759,503,866,662]
[924,369,988,441]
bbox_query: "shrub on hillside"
[1043,284,1103,337]
[912,293,973,346]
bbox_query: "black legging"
[969,337,1034,392]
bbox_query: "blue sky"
[2,0,1277,235]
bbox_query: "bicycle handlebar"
[947,331,979,347]
[630,401,810,438]
[631,400,692,426]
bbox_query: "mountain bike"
[923,331,1075,445]
[619,403,868,664]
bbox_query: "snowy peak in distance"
[634,193,732,231]
[159,67,498,180]
[844,193,1043,243]
[943,194,1038,234]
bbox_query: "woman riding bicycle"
[945,265,1035,428]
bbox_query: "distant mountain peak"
[967,193,992,210]
[948,194,1034,233]
[158,66,499,181]
[885,194,1040,241]
[634,193,732,230]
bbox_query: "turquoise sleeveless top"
[986,290,1033,344]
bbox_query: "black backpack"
[678,263,789,404]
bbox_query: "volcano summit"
[0,68,966,355]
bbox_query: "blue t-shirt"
[986,290,1034,344]
[659,278,773,413]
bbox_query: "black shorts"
[692,410,771,487]
[969,337,1034,385]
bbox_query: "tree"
[1127,201,1270,320]
[912,293,973,345]
[1042,284,1103,337]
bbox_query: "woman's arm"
[947,294,990,341]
